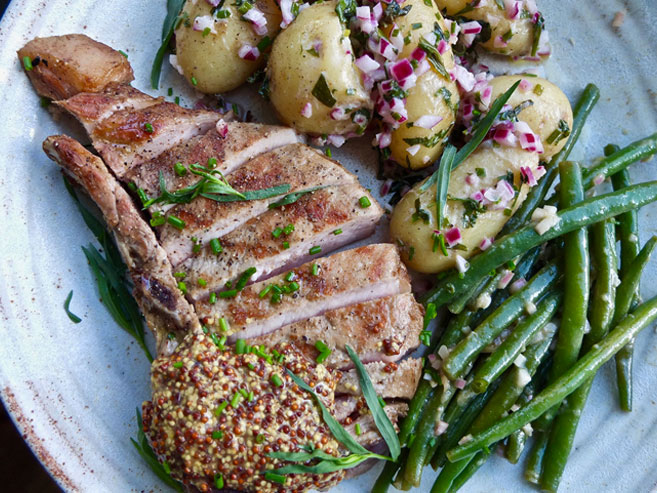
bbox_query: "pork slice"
[18,34,134,100]
[90,102,221,178]
[125,122,299,205]
[336,358,423,400]
[55,84,163,134]
[42,135,201,356]
[332,397,359,423]
[195,243,411,340]
[181,184,383,301]
[158,143,358,266]
[249,293,423,369]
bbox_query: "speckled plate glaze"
[1,1,657,491]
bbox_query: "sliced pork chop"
[336,358,423,400]
[195,243,411,340]
[18,34,134,100]
[90,102,220,178]
[42,135,201,355]
[158,143,358,266]
[55,84,163,134]
[249,293,423,368]
[181,184,383,300]
[125,123,299,204]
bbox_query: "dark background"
[1,0,62,491]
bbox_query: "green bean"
[447,294,657,462]
[422,181,657,308]
[449,449,491,492]
[442,262,559,379]
[500,83,600,235]
[471,292,561,393]
[582,133,657,190]
[525,431,549,484]
[549,161,589,380]
[505,428,527,464]
[614,236,657,411]
[612,168,642,412]
[371,453,403,493]
[398,379,433,446]
[430,455,472,493]
[447,275,491,315]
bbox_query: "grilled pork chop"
[336,358,423,400]
[180,183,382,300]
[42,135,201,355]
[249,293,424,369]
[196,244,412,340]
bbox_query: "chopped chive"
[239,388,249,398]
[325,148,332,158]
[256,433,265,443]
[315,340,330,353]
[167,215,186,230]
[177,281,187,294]
[202,26,211,37]
[214,401,229,416]
[248,390,254,402]
[284,271,295,282]
[309,245,321,255]
[210,332,222,348]
[288,281,299,292]
[282,241,290,249]
[378,396,386,408]
[212,430,223,440]
[174,96,180,105]
[209,292,217,304]
[198,278,207,287]
[144,123,154,133]
[316,351,330,364]
[119,50,128,58]
[225,280,233,288]
[210,238,223,255]
[271,292,282,304]
[359,196,372,208]
[22,56,33,71]
[207,157,218,168]
[150,212,165,227]
[219,317,229,332]
[174,272,186,278]
[231,392,242,407]
[219,289,238,298]
[173,162,187,177]
[333,228,342,235]
[235,339,247,354]
[191,76,198,86]
[311,263,319,276]
[271,374,283,387]
[173,361,183,368]
[475,167,486,177]
[355,423,362,435]
[215,473,224,489]
[63,290,82,323]
[167,87,173,96]
[259,285,272,298]
[272,227,283,238]
[235,267,257,291]
[283,223,295,235]
[265,472,287,485]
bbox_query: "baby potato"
[390,145,539,274]
[388,0,460,170]
[488,75,573,160]
[267,2,372,136]
[435,1,537,56]
[175,0,281,94]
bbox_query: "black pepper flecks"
[142,334,345,492]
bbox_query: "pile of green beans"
[372,83,657,493]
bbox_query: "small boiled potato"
[388,0,460,170]
[488,75,573,160]
[390,145,539,273]
[267,2,373,136]
[175,0,281,94]
[435,1,536,56]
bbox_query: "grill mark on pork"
[157,143,358,266]
[196,244,411,340]
[125,123,299,205]
[17,34,134,101]
[180,184,382,300]
[249,293,423,369]
[42,135,201,355]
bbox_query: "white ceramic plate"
[1,1,657,491]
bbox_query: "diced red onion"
[169,54,184,75]
[504,0,522,20]
[206,0,221,5]
[375,131,392,148]
[493,36,508,48]
[465,173,479,187]
[372,2,383,21]
[470,190,484,202]
[525,0,538,15]
[415,115,443,129]
[535,165,546,181]
[400,73,417,90]
[444,227,461,247]
[437,39,449,54]
[593,174,606,186]
[455,379,467,389]
[435,420,449,435]
[415,59,430,77]
[452,64,475,92]
[520,166,537,186]
[493,127,518,147]
[391,59,414,82]
[279,0,295,27]
[216,119,229,138]
[243,8,268,36]
[238,44,260,61]
[537,29,551,56]
[461,20,482,35]
[479,237,493,251]
[422,32,437,46]
[330,107,348,120]
[357,6,375,33]
[498,269,514,289]
[355,54,380,74]
[480,85,493,107]
[519,78,533,92]
[390,23,404,51]
[327,134,346,148]
[378,38,397,60]
[516,121,544,154]
[461,101,474,120]
[300,102,312,118]
[509,278,527,294]
[455,255,470,274]
[380,178,393,195]
[411,47,426,62]
[406,144,421,156]
[193,15,216,34]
